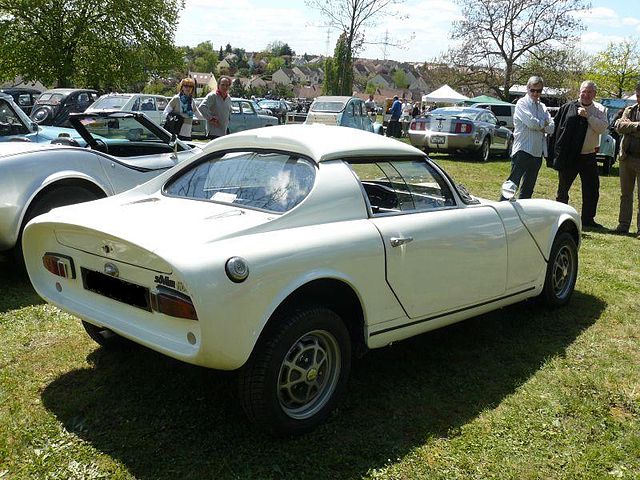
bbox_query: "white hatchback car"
[24,125,580,435]
[86,93,169,125]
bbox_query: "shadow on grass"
[41,291,603,480]
[0,254,43,313]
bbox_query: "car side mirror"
[501,180,518,201]
[170,134,178,159]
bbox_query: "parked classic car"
[0,87,42,115]
[191,97,278,139]
[24,125,580,435]
[257,99,288,124]
[304,96,384,134]
[0,110,201,255]
[86,93,169,125]
[408,107,514,161]
[0,93,81,143]
[30,88,99,127]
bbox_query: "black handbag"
[164,112,184,135]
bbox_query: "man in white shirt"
[501,76,554,199]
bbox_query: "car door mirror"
[501,180,518,201]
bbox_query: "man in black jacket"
[549,80,608,229]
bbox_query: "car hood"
[41,194,275,263]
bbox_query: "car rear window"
[35,93,64,105]
[430,109,476,120]
[164,151,316,213]
[310,101,346,113]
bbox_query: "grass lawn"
[1,152,638,479]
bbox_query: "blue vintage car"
[597,98,636,175]
[0,93,80,143]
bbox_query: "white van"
[470,103,516,130]
[85,93,169,125]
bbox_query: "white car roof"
[200,124,422,163]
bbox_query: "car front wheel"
[540,231,578,307]
[238,306,351,436]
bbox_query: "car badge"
[104,263,119,278]
[102,243,112,254]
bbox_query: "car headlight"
[225,256,249,283]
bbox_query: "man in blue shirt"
[387,96,403,138]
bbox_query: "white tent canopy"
[422,85,469,104]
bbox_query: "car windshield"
[259,100,280,108]
[78,116,163,142]
[430,109,476,120]
[164,151,316,213]
[91,95,132,110]
[310,101,346,113]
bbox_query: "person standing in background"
[500,76,554,200]
[613,81,640,239]
[163,77,202,141]
[387,96,402,138]
[549,80,608,229]
[200,76,232,139]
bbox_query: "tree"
[323,33,353,95]
[267,57,285,75]
[230,78,246,98]
[0,0,184,89]
[392,69,409,89]
[191,42,219,73]
[307,0,404,95]
[266,41,295,57]
[589,39,640,98]
[448,0,590,100]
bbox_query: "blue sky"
[175,0,639,62]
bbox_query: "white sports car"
[0,110,201,254]
[24,125,580,435]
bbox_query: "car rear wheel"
[476,137,490,162]
[540,231,578,307]
[238,306,351,436]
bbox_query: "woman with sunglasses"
[163,77,203,141]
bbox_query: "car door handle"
[390,236,413,247]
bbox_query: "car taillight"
[151,289,198,321]
[455,122,472,133]
[43,253,76,279]
[411,121,426,131]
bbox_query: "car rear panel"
[408,116,479,150]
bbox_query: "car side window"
[240,101,254,114]
[349,159,455,215]
[18,94,32,107]
[156,97,168,110]
[231,102,241,114]
[484,112,497,125]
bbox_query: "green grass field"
[1,152,638,479]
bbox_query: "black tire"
[31,106,52,124]
[476,137,490,162]
[82,321,131,349]
[238,306,351,436]
[14,186,101,265]
[540,231,578,308]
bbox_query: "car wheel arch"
[21,177,108,229]
[257,278,367,358]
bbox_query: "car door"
[482,111,507,148]
[348,158,508,319]
[229,101,245,133]
[342,99,357,128]
[240,100,260,129]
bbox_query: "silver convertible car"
[408,107,514,161]
[24,125,580,435]
[0,111,201,255]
